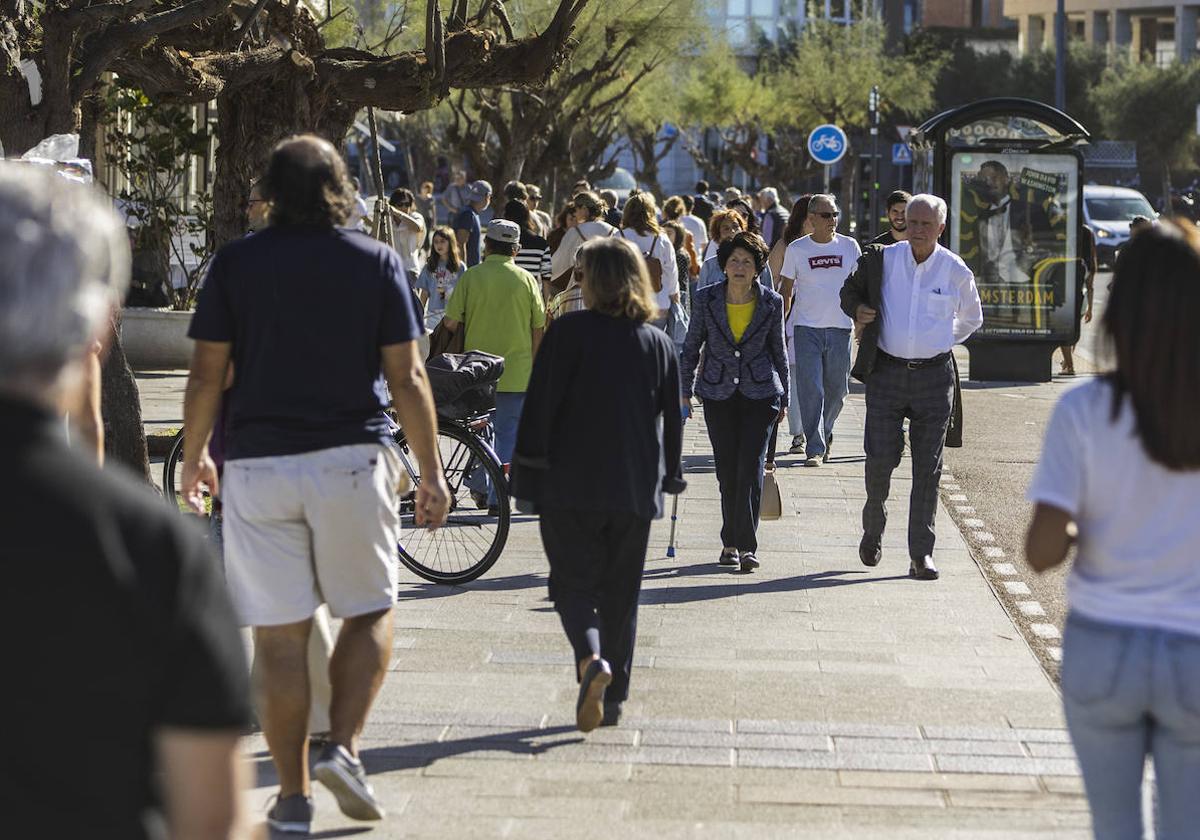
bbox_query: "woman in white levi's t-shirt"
[619,192,679,323]
[1025,222,1200,839]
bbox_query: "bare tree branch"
[234,0,275,47]
[74,0,236,98]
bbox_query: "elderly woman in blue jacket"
[680,231,789,572]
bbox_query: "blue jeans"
[1062,613,1200,840]
[787,364,803,438]
[492,391,525,467]
[792,326,851,457]
[467,391,525,504]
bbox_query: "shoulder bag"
[622,230,664,293]
[548,229,590,296]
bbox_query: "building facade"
[1005,0,1200,63]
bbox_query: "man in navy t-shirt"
[454,179,492,266]
[183,135,450,833]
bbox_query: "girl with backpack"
[619,192,679,329]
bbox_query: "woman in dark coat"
[679,231,788,572]
[511,238,686,733]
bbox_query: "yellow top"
[726,299,756,343]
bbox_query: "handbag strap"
[766,417,780,468]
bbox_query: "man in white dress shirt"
[839,195,983,580]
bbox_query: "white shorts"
[223,443,402,626]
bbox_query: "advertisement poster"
[949,152,1079,341]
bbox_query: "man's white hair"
[809,193,839,209]
[908,193,947,225]
[0,165,129,392]
[758,187,778,204]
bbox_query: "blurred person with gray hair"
[840,194,982,582]
[757,187,790,249]
[0,165,254,839]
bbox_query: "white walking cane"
[667,403,688,558]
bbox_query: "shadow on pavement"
[395,571,546,601]
[254,726,582,790]
[638,569,911,605]
[266,827,372,839]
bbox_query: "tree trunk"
[211,74,357,247]
[101,314,153,482]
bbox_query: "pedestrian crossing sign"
[892,143,913,166]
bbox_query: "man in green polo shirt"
[445,219,546,508]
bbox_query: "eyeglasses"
[814,211,840,219]
[247,199,267,205]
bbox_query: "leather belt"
[877,349,952,370]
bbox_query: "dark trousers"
[539,508,652,703]
[862,355,955,559]
[703,392,781,554]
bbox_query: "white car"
[1083,185,1156,266]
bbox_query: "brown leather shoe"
[909,555,939,580]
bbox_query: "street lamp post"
[868,85,880,241]
[1054,0,1066,111]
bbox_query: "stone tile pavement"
[136,373,1087,837]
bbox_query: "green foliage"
[432,0,706,194]
[103,83,214,310]
[775,17,942,131]
[679,43,774,132]
[923,32,1107,133]
[1093,58,1200,199]
[1094,58,1200,168]
[677,18,939,189]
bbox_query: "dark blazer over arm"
[839,244,885,383]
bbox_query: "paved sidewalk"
[136,373,1088,837]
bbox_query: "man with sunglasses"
[778,194,861,466]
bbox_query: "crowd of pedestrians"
[5,141,1197,840]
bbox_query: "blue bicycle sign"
[807,124,848,166]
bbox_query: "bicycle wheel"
[163,429,185,509]
[393,420,510,585]
[162,429,213,515]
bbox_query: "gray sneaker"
[313,743,385,821]
[788,435,806,454]
[267,793,314,834]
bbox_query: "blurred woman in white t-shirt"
[388,188,426,285]
[1026,221,1200,839]
[619,192,679,327]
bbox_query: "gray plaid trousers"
[861,356,955,560]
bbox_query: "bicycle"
[161,415,510,585]
[391,412,510,585]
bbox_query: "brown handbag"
[622,230,663,292]
[760,418,783,520]
[548,230,591,295]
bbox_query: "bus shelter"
[909,99,1090,382]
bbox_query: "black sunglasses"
[814,211,840,219]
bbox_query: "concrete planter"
[120,307,194,370]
